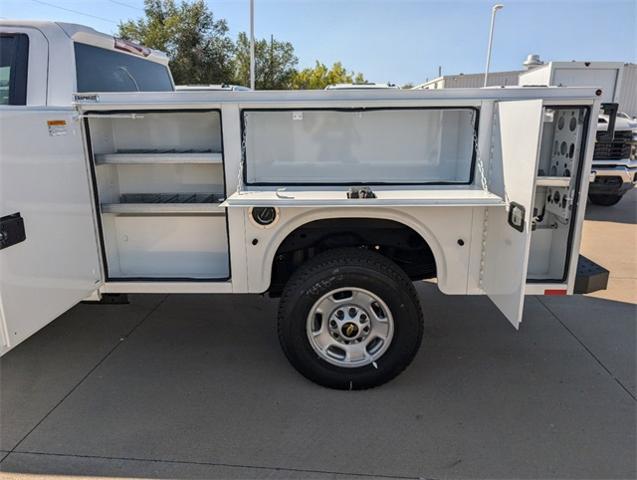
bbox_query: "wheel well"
[269,218,437,296]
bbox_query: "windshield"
[74,43,173,92]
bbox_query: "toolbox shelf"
[95,151,223,165]
[101,193,225,214]
[101,203,225,215]
[535,177,572,187]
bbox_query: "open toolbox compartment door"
[1,109,103,355]
[482,99,544,328]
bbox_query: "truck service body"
[0,21,609,388]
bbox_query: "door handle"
[507,202,526,233]
[0,213,26,250]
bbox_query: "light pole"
[483,4,504,88]
[250,0,255,90]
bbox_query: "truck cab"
[0,20,173,352]
[0,21,173,107]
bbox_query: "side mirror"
[598,103,618,142]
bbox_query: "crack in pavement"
[537,296,636,402]
[5,450,430,480]
[6,295,169,454]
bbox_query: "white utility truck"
[1,21,609,389]
[520,62,637,206]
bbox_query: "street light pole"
[484,4,504,88]
[250,0,255,90]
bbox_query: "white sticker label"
[292,111,303,121]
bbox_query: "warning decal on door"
[47,120,68,137]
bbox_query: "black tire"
[277,247,424,390]
[588,193,623,206]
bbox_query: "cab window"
[0,34,29,105]
[74,43,173,92]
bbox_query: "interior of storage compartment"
[95,164,225,205]
[527,107,588,281]
[87,110,229,280]
[243,108,477,184]
[101,214,229,279]
[89,111,222,157]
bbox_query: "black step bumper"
[574,255,609,294]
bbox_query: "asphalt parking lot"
[1,191,635,480]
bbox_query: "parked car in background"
[325,82,400,90]
[588,112,637,205]
[176,84,252,91]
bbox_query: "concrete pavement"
[581,189,637,304]
[1,192,635,479]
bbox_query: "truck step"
[574,255,609,294]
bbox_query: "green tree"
[118,0,367,90]
[290,61,366,90]
[118,0,234,85]
[232,32,298,89]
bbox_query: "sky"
[1,0,635,85]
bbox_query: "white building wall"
[415,71,521,90]
[415,78,445,90]
[445,71,521,88]
[618,63,637,118]
[415,63,635,118]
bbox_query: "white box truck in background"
[1,21,610,389]
[520,62,637,206]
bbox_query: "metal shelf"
[101,203,225,215]
[95,152,223,165]
[535,177,571,187]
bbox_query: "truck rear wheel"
[277,247,424,389]
[588,193,623,206]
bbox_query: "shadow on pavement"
[585,188,636,224]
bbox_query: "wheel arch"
[254,208,447,293]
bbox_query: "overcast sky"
[1,0,635,85]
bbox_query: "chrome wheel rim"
[306,287,394,368]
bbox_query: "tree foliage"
[118,0,234,85]
[119,0,368,89]
[290,61,366,90]
[232,32,298,89]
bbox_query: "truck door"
[0,34,102,355]
[482,99,544,328]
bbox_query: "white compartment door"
[0,109,102,355]
[482,100,544,328]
